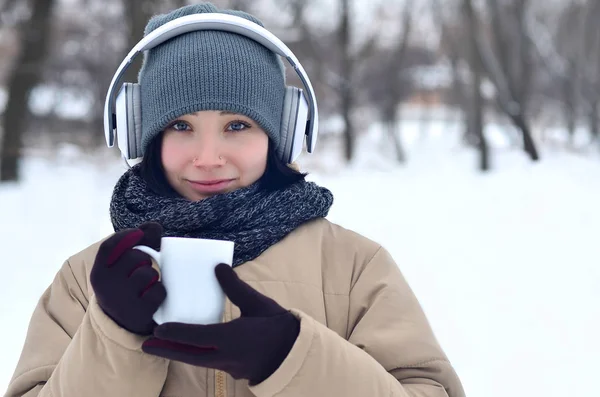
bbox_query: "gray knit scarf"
[109,165,333,267]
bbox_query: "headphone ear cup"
[278,87,300,163]
[129,83,143,159]
[291,89,309,163]
[115,83,130,159]
[115,83,143,160]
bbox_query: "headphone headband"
[103,13,318,154]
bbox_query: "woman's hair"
[139,132,307,198]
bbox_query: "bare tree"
[339,0,354,161]
[281,0,352,120]
[378,1,415,163]
[432,1,476,146]
[463,0,489,171]
[1,0,56,182]
[556,3,583,142]
[562,3,586,143]
[482,0,539,161]
[581,0,600,144]
[523,2,576,142]
[526,0,600,147]
[122,0,160,84]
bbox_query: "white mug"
[133,237,234,325]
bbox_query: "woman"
[5,3,465,397]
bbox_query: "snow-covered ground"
[1,120,599,396]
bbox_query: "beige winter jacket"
[5,218,465,397]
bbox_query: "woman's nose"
[190,134,225,167]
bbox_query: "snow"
[1,121,599,396]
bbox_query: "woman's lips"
[186,179,235,194]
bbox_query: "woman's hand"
[90,222,166,335]
[141,263,300,385]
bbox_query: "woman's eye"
[168,121,190,131]
[227,121,251,132]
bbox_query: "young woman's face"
[161,110,269,201]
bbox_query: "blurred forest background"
[2,4,600,395]
[1,0,600,181]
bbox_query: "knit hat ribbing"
[138,3,286,154]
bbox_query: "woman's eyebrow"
[219,111,238,116]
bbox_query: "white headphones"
[103,13,319,164]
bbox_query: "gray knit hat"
[138,3,286,154]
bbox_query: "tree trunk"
[510,113,539,159]
[339,0,354,162]
[564,63,577,145]
[0,0,56,182]
[431,0,472,147]
[515,0,533,111]
[590,4,600,145]
[483,0,539,161]
[450,56,477,147]
[378,0,412,163]
[590,101,599,142]
[385,107,406,163]
[123,0,156,84]
[471,71,489,171]
[464,0,489,171]
[86,0,156,147]
[390,125,406,163]
[514,0,539,160]
[565,102,576,146]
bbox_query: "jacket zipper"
[215,370,226,397]
[215,298,230,397]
